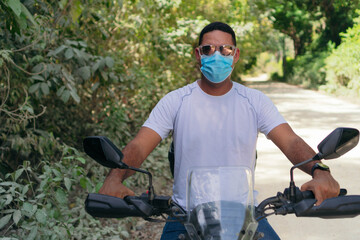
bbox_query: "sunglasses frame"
[198,44,237,56]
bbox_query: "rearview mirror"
[83,136,128,169]
[317,128,359,160]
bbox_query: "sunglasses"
[198,44,236,56]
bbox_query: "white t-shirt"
[143,80,286,208]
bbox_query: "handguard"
[85,193,144,218]
[294,195,360,218]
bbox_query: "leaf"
[91,82,100,91]
[6,0,22,17]
[31,75,44,81]
[35,209,47,224]
[95,182,103,193]
[22,105,34,114]
[22,184,29,195]
[61,90,71,103]
[32,63,44,74]
[79,177,88,190]
[29,83,40,93]
[76,157,86,164]
[40,82,50,95]
[64,48,74,59]
[79,41,87,48]
[20,3,38,29]
[51,168,61,177]
[56,86,65,96]
[0,182,15,186]
[4,194,13,206]
[53,45,67,56]
[15,168,24,181]
[55,189,67,205]
[99,58,106,69]
[35,193,45,199]
[91,60,100,73]
[59,0,68,10]
[76,66,91,80]
[65,40,79,46]
[100,70,108,81]
[121,230,130,238]
[105,56,114,68]
[26,226,38,240]
[17,12,28,30]
[0,214,12,229]
[70,0,83,22]
[13,210,21,225]
[22,202,34,212]
[70,90,80,103]
[64,177,71,191]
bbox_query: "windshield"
[185,166,257,240]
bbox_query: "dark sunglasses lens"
[220,45,234,56]
[201,45,213,55]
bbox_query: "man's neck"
[198,76,233,96]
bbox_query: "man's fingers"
[301,181,324,205]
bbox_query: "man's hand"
[98,169,135,198]
[300,170,340,205]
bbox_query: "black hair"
[198,22,237,46]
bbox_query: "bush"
[322,13,360,97]
[284,51,329,89]
[0,140,131,239]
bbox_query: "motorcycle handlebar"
[301,188,347,200]
[86,188,357,221]
[85,193,145,218]
[85,193,176,219]
[295,195,360,218]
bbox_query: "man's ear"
[195,47,201,65]
[232,48,240,67]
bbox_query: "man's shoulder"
[166,81,198,100]
[232,81,266,100]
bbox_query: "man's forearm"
[108,140,147,182]
[285,136,318,175]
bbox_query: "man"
[99,22,340,239]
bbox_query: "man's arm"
[98,127,162,198]
[267,123,340,204]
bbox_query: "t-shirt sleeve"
[142,91,179,140]
[257,93,286,136]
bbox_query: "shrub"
[322,13,360,97]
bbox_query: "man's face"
[196,30,240,68]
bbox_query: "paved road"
[250,81,360,240]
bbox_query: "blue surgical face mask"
[200,51,234,84]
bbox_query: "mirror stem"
[289,154,322,201]
[128,166,155,201]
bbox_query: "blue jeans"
[160,218,280,240]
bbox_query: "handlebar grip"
[302,190,315,199]
[85,193,144,218]
[302,188,347,200]
[339,188,347,196]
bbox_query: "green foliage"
[284,50,329,88]
[262,0,360,90]
[0,0,38,33]
[1,0,276,238]
[2,0,359,238]
[0,144,130,239]
[267,0,313,56]
[264,0,360,57]
[322,13,360,97]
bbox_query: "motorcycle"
[83,127,360,239]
